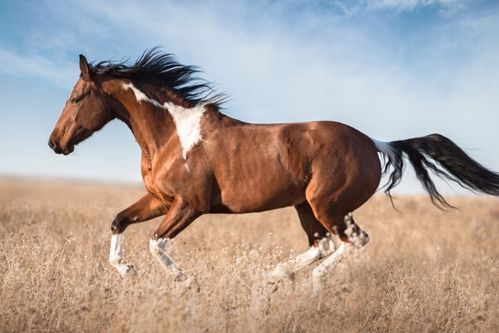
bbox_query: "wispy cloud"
[0,48,75,86]
[332,0,469,16]
[366,0,467,11]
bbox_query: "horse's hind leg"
[266,203,336,283]
[312,240,347,293]
[296,202,330,246]
[325,212,369,248]
[307,204,369,291]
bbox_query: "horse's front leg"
[109,192,169,277]
[149,197,200,282]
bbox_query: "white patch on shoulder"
[122,82,205,159]
[163,101,205,159]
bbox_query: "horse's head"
[48,55,115,155]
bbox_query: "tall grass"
[0,178,498,332]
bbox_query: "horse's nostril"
[48,139,56,150]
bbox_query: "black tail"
[373,134,499,208]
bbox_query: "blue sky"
[1,0,498,194]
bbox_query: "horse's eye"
[71,93,86,104]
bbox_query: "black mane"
[90,47,225,106]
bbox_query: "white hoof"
[120,263,136,277]
[172,275,198,297]
[110,258,136,277]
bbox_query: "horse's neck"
[108,80,232,159]
[131,109,171,155]
[107,81,178,156]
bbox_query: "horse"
[48,49,499,290]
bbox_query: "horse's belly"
[218,179,306,213]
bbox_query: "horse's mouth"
[62,145,74,155]
[51,144,74,155]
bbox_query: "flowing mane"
[89,47,225,106]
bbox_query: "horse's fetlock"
[111,213,130,233]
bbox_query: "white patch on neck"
[122,82,205,159]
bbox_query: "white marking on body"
[166,102,205,159]
[109,233,134,277]
[123,82,205,159]
[149,238,189,282]
[266,236,336,282]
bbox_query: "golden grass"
[1,177,498,332]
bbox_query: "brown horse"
[49,49,499,290]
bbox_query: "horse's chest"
[143,171,157,193]
[141,155,162,197]
[142,153,188,197]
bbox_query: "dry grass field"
[1,177,498,332]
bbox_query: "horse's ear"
[79,54,92,81]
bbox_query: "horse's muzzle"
[48,139,56,149]
[62,145,74,155]
[48,138,74,155]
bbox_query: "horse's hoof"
[125,264,136,276]
[173,275,198,297]
[117,263,136,277]
[267,281,280,293]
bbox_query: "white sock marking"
[149,238,188,281]
[312,243,346,293]
[123,82,205,159]
[267,236,336,282]
[109,233,134,277]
